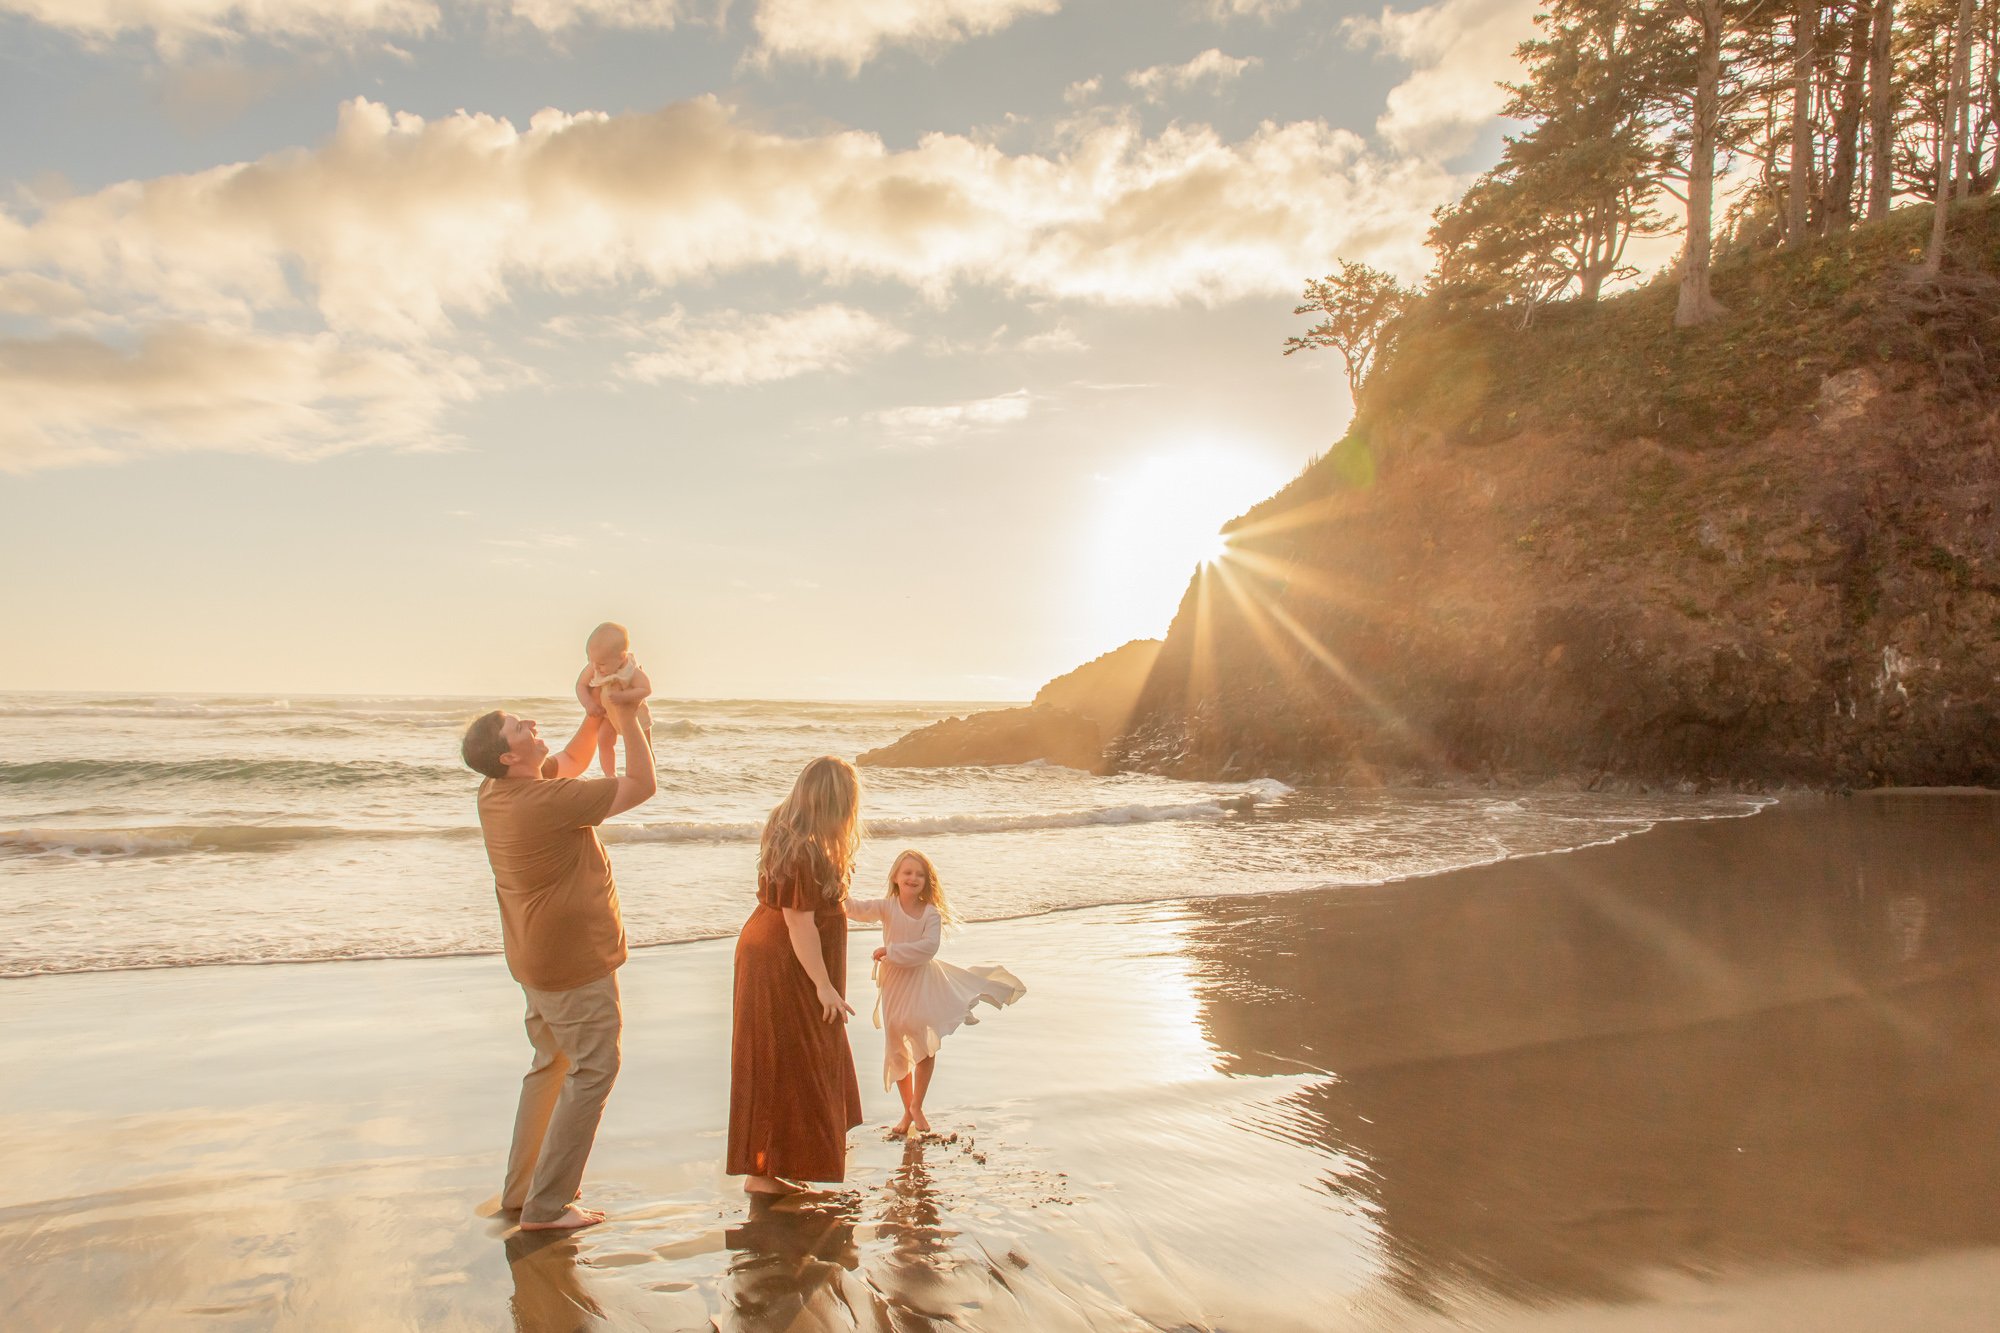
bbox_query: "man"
[461,691,656,1231]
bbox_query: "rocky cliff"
[1112,200,2000,790]
[857,639,1160,773]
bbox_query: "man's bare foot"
[743,1175,804,1196]
[520,1204,606,1231]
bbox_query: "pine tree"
[1923,0,1979,273]
[1284,263,1417,398]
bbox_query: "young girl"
[845,850,1024,1136]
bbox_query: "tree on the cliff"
[1289,1,2000,351]
[1666,0,1756,324]
[1426,0,1672,322]
[1922,0,1980,274]
[1866,0,1898,218]
[1785,0,1822,244]
[1502,1,1677,300]
[1427,169,1584,325]
[1284,262,1416,397]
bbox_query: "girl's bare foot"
[520,1204,606,1231]
[743,1175,804,1196]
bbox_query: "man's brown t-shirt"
[476,776,625,992]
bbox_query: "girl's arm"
[842,896,884,923]
[575,665,603,716]
[883,908,942,967]
[782,907,854,1023]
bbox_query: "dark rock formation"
[858,639,1161,772]
[856,705,1107,772]
[1031,639,1161,733]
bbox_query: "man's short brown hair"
[461,710,510,779]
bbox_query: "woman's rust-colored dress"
[726,852,863,1182]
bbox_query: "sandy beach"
[4,791,1998,1331]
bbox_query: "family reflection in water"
[505,1136,960,1333]
[717,1137,955,1331]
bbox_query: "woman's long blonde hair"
[887,849,957,925]
[759,756,861,901]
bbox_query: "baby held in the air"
[574,621,653,777]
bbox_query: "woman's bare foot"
[911,1110,931,1135]
[743,1175,804,1196]
[889,1115,912,1137]
[520,1204,606,1231]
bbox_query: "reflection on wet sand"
[713,1192,863,1331]
[1177,795,2000,1311]
[702,1134,1127,1333]
[507,1230,603,1332]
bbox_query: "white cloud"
[1125,48,1258,102]
[0,0,694,49]
[0,325,482,472]
[0,95,1449,345]
[1016,323,1087,353]
[748,0,1059,71]
[1063,76,1102,107]
[0,0,442,49]
[0,274,90,318]
[624,304,909,385]
[869,387,1033,445]
[1345,0,1538,157]
[502,0,690,32]
[1201,0,1299,18]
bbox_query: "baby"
[575,621,654,777]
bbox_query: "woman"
[726,755,865,1194]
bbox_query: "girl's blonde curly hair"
[886,848,957,925]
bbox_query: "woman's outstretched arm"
[783,907,855,1024]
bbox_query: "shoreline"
[1,785,1783,984]
[4,793,1999,1329]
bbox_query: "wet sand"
[2,792,1998,1330]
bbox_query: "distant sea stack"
[1113,202,2000,790]
[858,640,1161,773]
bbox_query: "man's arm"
[602,696,656,817]
[544,713,603,779]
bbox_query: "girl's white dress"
[847,896,1025,1089]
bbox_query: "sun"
[1083,442,1289,646]
[1202,527,1236,566]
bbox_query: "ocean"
[0,693,1768,979]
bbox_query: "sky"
[0,0,1541,700]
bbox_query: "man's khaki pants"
[503,971,622,1224]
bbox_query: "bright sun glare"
[1087,443,1290,646]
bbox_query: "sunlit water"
[0,693,1767,978]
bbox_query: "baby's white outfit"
[588,656,641,690]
